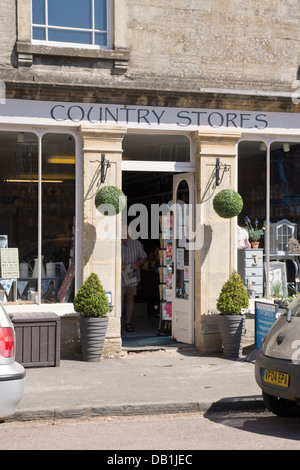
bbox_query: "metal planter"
[79,316,108,362]
[218,314,246,358]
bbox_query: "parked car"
[0,304,25,420]
[255,296,300,416]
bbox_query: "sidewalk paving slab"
[8,346,265,422]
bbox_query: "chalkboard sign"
[255,301,276,349]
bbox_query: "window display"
[238,141,300,299]
[175,181,189,300]
[159,212,173,334]
[0,131,75,304]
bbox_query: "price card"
[0,248,19,278]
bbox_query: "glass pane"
[238,141,266,299]
[48,0,92,29]
[41,134,75,304]
[269,142,300,297]
[123,135,190,162]
[48,28,92,44]
[0,131,38,303]
[175,180,189,300]
[95,0,107,30]
[32,0,45,24]
[238,141,266,245]
[33,27,46,40]
[95,32,107,46]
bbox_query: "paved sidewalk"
[10,345,265,422]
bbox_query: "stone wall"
[79,125,127,357]
[126,0,300,92]
[0,0,299,93]
[193,130,241,353]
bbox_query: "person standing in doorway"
[121,225,147,332]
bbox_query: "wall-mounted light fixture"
[215,157,230,186]
[283,143,290,153]
[101,154,111,183]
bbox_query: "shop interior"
[0,131,75,304]
[238,140,300,300]
[121,133,190,347]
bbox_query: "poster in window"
[161,302,172,320]
[0,248,19,278]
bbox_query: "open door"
[172,173,195,344]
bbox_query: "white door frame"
[171,173,195,344]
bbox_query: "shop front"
[0,98,299,356]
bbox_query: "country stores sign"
[0,99,299,133]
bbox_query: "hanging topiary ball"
[95,186,127,216]
[213,189,243,219]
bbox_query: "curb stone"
[7,397,265,423]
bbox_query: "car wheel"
[262,392,300,417]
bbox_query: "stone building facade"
[0,0,299,356]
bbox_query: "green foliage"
[217,271,249,315]
[244,216,265,241]
[95,186,126,216]
[213,189,243,219]
[73,273,110,317]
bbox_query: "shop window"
[238,141,267,233]
[238,141,300,299]
[32,0,112,48]
[41,133,76,304]
[0,131,75,304]
[123,134,190,162]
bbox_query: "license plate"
[262,368,289,388]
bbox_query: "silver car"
[255,296,300,416]
[0,304,25,420]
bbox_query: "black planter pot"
[79,316,108,362]
[217,314,246,358]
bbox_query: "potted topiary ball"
[95,185,126,216]
[216,270,249,358]
[213,189,243,219]
[73,272,110,361]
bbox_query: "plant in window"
[270,280,284,298]
[244,216,265,241]
[213,189,243,219]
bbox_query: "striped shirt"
[121,238,147,286]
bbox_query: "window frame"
[0,126,81,307]
[32,0,113,50]
[237,136,300,298]
[16,0,129,73]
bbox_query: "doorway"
[121,170,195,347]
